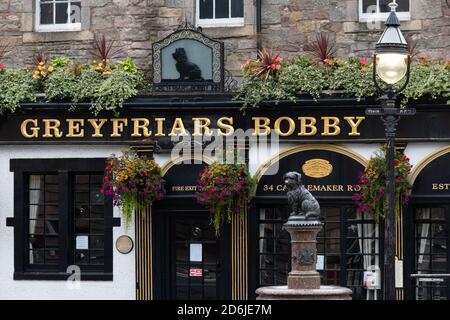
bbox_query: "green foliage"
[0,69,37,114]
[237,55,450,109]
[51,57,70,70]
[90,68,144,115]
[401,63,450,106]
[44,68,79,101]
[118,57,139,74]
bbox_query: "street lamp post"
[365,1,416,300]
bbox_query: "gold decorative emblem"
[302,159,333,178]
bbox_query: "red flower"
[419,53,429,65]
[0,63,4,73]
[360,56,367,66]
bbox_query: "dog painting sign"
[152,24,224,93]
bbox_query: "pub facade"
[0,0,449,300]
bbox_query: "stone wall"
[0,0,448,79]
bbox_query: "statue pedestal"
[256,216,352,300]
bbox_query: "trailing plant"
[102,151,165,228]
[196,162,255,236]
[0,69,37,114]
[352,147,412,221]
[237,53,450,109]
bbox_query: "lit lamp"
[366,1,415,301]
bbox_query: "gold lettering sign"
[302,159,333,178]
[18,115,366,139]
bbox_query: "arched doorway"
[405,146,450,300]
[250,145,381,300]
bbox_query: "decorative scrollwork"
[224,69,239,92]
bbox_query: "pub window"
[196,0,244,28]
[11,159,114,280]
[258,206,380,300]
[35,0,82,32]
[414,207,448,300]
[359,0,410,22]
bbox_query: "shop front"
[0,96,450,300]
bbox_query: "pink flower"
[0,64,4,73]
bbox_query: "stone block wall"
[0,0,448,80]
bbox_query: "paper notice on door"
[190,243,202,262]
[316,255,324,270]
[76,235,89,250]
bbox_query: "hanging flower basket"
[196,163,255,236]
[352,146,413,221]
[102,151,165,227]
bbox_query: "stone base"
[288,271,321,289]
[256,285,352,300]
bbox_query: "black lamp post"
[366,1,415,300]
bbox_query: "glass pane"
[90,220,105,234]
[75,205,89,218]
[70,1,81,23]
[45,236,59,248]
[29,191,43,204]
[30,249,45,264]
[176,265,188,285]
[90,250,104,265]
[204,243,216,264]
[199,0,213,19]
[215,0,229,18]
[204,286,216,299]
[362,0,377,13]
[40,3,54,25]
[90,190,104,205]
[231,0,243,17]
[45,249,59,264]
[176,242,188,263]
[90,235,104,249]
[260,223,274,238]
[75,250,89,265]
[46,205,59,220]
[396,0,409,12]
[259,269,273,285]
[90,205,104,218]
[204,266,216,282]
[431,208,446,220]
[44,220,59,235]
[29,234,44,249]
[29,219,44,235]
[260,254,274,268]
[75,192,89,204]
[75,219,89,234]
[55,2,68,24]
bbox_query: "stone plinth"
[256,216,352,300]
[283,218,323,290]
[256,286,352,300]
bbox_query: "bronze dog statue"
[284,171,320,220]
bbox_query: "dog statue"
[283,171,321,220]
[172,48,203,81]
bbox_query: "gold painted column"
[395,200,404,300]
[231,208,248,300]
[135,203,153,300]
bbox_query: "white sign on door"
[190,243,203,262]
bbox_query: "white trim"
[197,18,245,28]
[358,0,411,22]
[35,0,82,33]
[195,0,245,28]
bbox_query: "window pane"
[40,3,54,25]
[215,0,229,18]
[199,0,214,19]
[379,0,409,12]
[362,0,377,13]
[70,1,81,23]
[55,2,69,24]
[231,0,243,17]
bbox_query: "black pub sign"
[152,25,224,93]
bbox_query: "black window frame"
[10,158,116,281]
